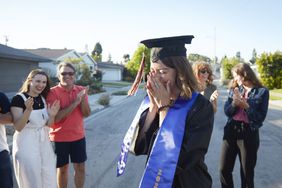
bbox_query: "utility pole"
[213,27,217,64]
[4,35,9,46]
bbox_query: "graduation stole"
[117,96,150,176]
[139,92,198,188]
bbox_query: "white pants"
[13,127,57,188]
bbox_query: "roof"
[23,48,73,59]
[97,62,124,70]
[0,44,51,62]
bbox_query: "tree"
[188,53,212,63]
[125,44,150,77]
[92,42,103,62]
[250,49,257,64]
[123,54,130,63]
[221,56,240,81]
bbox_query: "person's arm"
[11,97,33,132]
[80,95,91,117]
[224,89,238,117]
[178,96,214,171]
[0,93,13,124]
[210,89,218,113]
[46,100,60,127]
[245,88,269,125]
[54,99,80,123]
[0,112,12,125]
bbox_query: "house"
[80,52,98,75]
[0,44,51,95]
[97,62,124,81]
[23,48,97,77]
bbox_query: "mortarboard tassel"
[127,53,146,96]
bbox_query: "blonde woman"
[193,61,218,112]
[11,69,60,188]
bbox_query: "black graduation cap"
[140,35,194,61]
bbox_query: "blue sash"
[117,96,150,176]
[139,92,198,188]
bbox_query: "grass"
[270,95,282,100]
[102,81,132,87]
[270,89,282,93]
[270,89,282,100]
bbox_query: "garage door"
[102,69,121,81]
[0,58,38,93]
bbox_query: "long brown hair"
[153,56,198,99]
[231,63,263,88]
[19,69,51,98]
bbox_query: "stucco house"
[97,62,124,81]
[23,48,97,77]
[0,44,51,95]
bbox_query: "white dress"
[12,93,57,188]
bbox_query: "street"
[67,87,282,188]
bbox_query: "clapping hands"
[48,100,60,117]
[75,86,89,106]
[25,97,34,111]
[232,87,249,109]
[210,90,219,102]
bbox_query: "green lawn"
[270,89,282,100]
[270,89,282,93]
[102,81,132,87]
[270,95,282,100]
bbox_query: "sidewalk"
[5,85,132,151]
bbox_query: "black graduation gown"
[134,94,214,188]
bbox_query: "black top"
[134,94,214,188]
[0,92,10,114]
[11,93,45,111]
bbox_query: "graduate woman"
[118,36,214,188]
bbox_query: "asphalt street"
[9,85,282,188]
[66,87,282,188]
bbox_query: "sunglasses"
[199,70,209,74]
[60,72,75,76]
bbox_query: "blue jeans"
[0,150,13,188]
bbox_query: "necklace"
[32,96,43,107]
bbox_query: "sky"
[1,0,281,63]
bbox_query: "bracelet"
[157,99,175,113]
[157,105,171,113]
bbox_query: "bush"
[256,51,282,89]
[98,94,110,106]
[122,67,135,82]
[93,70,103,82]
